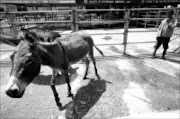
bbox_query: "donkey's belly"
[60,31,92,63]
[66,44,89,63]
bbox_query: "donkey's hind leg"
[64,69,74,100]
[50,69,62,110]
[89,46,100,80]
[83,57,90,80]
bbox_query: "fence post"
[123,9,130,54]
[156,10,161,29]
[7,13,18,35]
[71,9,79,32]
[175,8,179,19]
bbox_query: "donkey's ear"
[21,28,37,46]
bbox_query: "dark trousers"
[153,37,170,58]
[154,37,170,50]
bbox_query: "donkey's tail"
[93,44,104,56]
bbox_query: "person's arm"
[156,20,164,37]
[158,21,163,30]
[167,18,177,29]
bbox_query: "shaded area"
[172,47,180,54]
[138,52,180,64]
[109,46,122,54]
[32,67,78,85]
[102,36,112,40]
[130,59,180,112]
[65,79,106,119]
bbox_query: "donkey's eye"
[25,58,34,64]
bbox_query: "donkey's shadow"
[64,79,107,119]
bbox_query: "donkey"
[5,28,104,109]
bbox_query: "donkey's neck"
[37,41,65,68]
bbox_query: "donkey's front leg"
[64,69,74,100]
[50,69,62,109]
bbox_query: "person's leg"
[162,37,170,60]
[153,37,162,58]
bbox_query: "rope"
[56,40,68,69]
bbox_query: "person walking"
[153,10,177,60]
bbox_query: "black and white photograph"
[0,0,180,119]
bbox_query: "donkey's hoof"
[68,93,74,98]
[161,56,166,60]
[95,75,101,80]
[152,56,156,59]
[84,76,90,80]
[57,103,63,110]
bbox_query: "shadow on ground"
[64,79,106,119]
[32,67,78,85]
[32,75,65,85]
[138,52,180,64]
[102,36,112,40]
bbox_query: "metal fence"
[0,7,179,54]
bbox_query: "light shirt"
[157,17,177,37]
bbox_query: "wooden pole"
[156,10,160,29]
[144,11,148,28]
[8,13,18,35]
[5,5,18,35]
[75,10,79,31]
[71,10,75,32]
[136,10,140,27]
[123,9,130,54]
[71,9,78,32]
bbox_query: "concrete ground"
[0,28,180,119]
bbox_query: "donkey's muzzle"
[6,84,23,98]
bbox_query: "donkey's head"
[6,28,41,98]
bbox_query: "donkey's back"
[56,31,95,63]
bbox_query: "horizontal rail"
[11,21,125,26]
[126,41,156,44]
[0,25,12,28]
[0,8,179,19]
[1,8,178,14]
[128,30,157,32]
[5,10,72,14]
[96,43,124,46]
[89,32,124,35]
[130,7,180,11]
[78,20,125,24]
[130,18,166,20]
[96,41,157,46]
[0,50,15,52]
[76,9,126,12]
[12,20,72,25]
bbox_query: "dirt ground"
[0,28,180,119]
